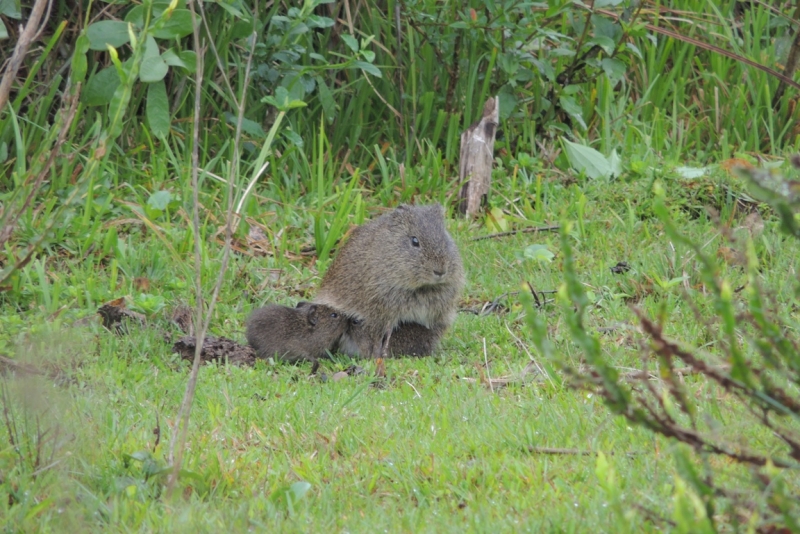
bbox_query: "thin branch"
[166,0,207,497]
[469,225,560,241]
[166,0,258,497]
[0,0,52,114]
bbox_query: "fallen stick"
[470,225,561,241]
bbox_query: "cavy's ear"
[296,301,309,309]
[306,304,319,326]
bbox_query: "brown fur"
[245,302,348,363]
[347,319,442,357]
[315,204,465,358]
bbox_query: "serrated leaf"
[341,33,358,52]
[530,58,555,81]
[282,73,306,102]
[87,20,130,51]
[353,60,381,77]
[146,80,170,139]
[215,1,244,17]
[586,35,615,55]
[83,66,121,106]
[563,139,611,179]
[591,14,621,42]
[601,58,626,85]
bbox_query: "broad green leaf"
[0,20,7,40]
[562,139,611,179]
[282,73,306,102]
[497,87,518,121]
[87,20,130,50]
[559,96,586,129]
[307,15,334,29]
[341,33,358,52]
[317,78,337,122]
[178,50,196,72]
[354,60,381,77]
[146,80,170,139]
[71,34,90,84]
[530,58,555,81]
[0,0,21,18]
[601,58,626,85]
[83,66,121,106]
[140,35,168,82]
[147,190,172,211]
[586,36,615,55]
[485,207,508,232]
[524,244,555,263]
[161,48,184,67]
[283,129,304,147]
[262,86,307,111]
[152,9,193,39]
[224,112,265,138]
[609,149,622,178]
[591,14,621,42]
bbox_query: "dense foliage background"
[1,0,799,531]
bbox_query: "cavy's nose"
[434,269,445,277]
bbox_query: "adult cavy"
[315,203,464,358]
[245,302,348,363]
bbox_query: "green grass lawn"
[3,160,797,532]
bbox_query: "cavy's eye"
[330,312,339,318]
[410,236,420,247]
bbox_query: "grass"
[3,158,799,531]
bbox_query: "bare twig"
[483,338,494,394]
[526,447,640,457]
[0,0,52,114]
[469,225,560,241]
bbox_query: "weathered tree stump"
[458,96,499,217]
